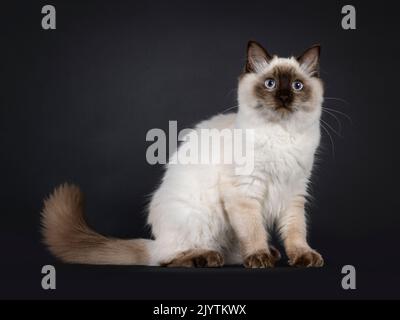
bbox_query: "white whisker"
[220,105,238,113]
[320,122,335,157]
[322,106,353,123]
[320,118,342,137]
[324,96,350,105]
[322,108,342,134]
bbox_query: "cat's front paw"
[288,248,324,267]
[244,247,280,268]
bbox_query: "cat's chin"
[274,106,294,115]
[255,104,296,120]
[259,105,296,122]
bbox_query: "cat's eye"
[292,81,304,91]
[264,78,276,90]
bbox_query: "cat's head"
[238,41,324,126]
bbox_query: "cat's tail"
[41,183,154,265]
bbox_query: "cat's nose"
[279,95,289,102]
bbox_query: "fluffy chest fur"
[243,123,320,219]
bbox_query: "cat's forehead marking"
[271,65,296,78]
[265,58,303,79]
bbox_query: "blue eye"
[292,81,304,91]
[264,78,276,90]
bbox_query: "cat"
[41,41,324,268]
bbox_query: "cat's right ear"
[245,41,273,73]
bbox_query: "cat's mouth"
[256,103,296,119]
[274,105,294,114]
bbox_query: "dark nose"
[279,95,289,103]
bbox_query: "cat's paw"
[288,248,324,267]
[269,245,282,261]
[162,250,224,268]
[244,247,280,268]
[193,251,224,267]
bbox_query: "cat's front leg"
[224,195,280,268]
[279,195,324,267]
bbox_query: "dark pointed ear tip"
[298,44,321,60]
[247,40,260,48]
[310,44,321,54]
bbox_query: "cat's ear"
[245,41,273,73]
[297,45,321,77]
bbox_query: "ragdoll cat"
[41,41,324,268]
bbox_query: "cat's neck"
[235,104,320,136]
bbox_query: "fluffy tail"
[41,183,153,265]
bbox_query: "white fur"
[147,57,323,265]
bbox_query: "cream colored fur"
[41,49,324,267]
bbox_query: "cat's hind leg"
[161,249,224,268]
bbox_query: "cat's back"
[155,112,237,198]
[195,112,237,130]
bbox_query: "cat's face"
[238,41,324,125]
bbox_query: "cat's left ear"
[297,45,321,77]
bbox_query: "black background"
[1,0,399,299]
